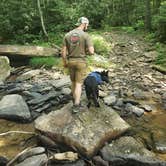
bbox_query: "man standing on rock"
[61,17,94,113]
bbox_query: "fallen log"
[0,45,60,57]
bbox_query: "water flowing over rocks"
[35,103,130,157]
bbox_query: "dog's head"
[100,70,109,83]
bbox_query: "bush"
[121,26,135,33]
[155,43,166,68]
[152,2,166,43]
[91,34,111,57]
[86,55,112,69]
[29,57,62,68]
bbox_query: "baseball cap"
[75,17,89,26]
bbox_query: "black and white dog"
[84,71,109,108]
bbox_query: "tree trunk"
[37,0,48,39]
[145,0,152,31]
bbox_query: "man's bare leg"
[71,81,75,103]
[74,82,82,105]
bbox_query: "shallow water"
[0,120,36,159]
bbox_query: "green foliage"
[91,33,111,57]
[134,20,144,30]
[29,57,62,68]
[121,27,135,33]
[152,1,166,42]
[145,33,156,42]
[155,43,166,68]
[86,54,114,69]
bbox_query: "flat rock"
[0,94,31,122]
[16,70,40,81]
[101,136,166,166]
[15,153,48,166]
[103,94,117,106]
[50,76,70,89]
[125,103,144,117]
[35,103,130,157]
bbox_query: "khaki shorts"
[68,60,87,83]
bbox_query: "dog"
[84,70,109,108]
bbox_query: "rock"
[0,156,8,166]
[51,76,71,89]
[140,104,153,112]
[0,94,31,122]
[33,103,52,113]
[0,45,60,57]
[103,94,116,106]
[133,89,152,100]
[15,153,48,166]
[35,103,130,157]
[28,91,60,105]
[22,91,42,99]
[92,156,109,166]
[99,90,108,97]
[0,56,10,82]
[61,87,71,95]
[125,103,144,117]
[48,160,85,166]
[16,70,40,81]
[50,152,78,162]
[15,147,45,164]
[101,136,166,166]
[152,131,166,154]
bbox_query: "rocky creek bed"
[0,31,166,166]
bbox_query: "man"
[61,17,94,113]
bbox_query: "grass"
[29,57,62,68]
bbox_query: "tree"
[145,0,152,31]
[37,0,48,39]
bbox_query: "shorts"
[67,59,87,83]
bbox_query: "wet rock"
[14,147,45,164]
[48,159,85,166]
[152,131,166,154]
[103,94,117,106]
[15,153,47,166]
[92,156,109,166]
[140,104,153,112]
[0,156,8,166]
[125,103,144,117]
[0,56,10,82]
[16,70,41,81]
[161,92,166,110]
[0,94,31,122]
[35,103,130,157]
[101,136,166,166]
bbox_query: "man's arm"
[61,46,68,67]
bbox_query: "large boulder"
[35,103,130,157]
[101,136,166,166]
[0,56,10,82]
[0,94,31,122]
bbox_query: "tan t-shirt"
[63,29,93,60]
